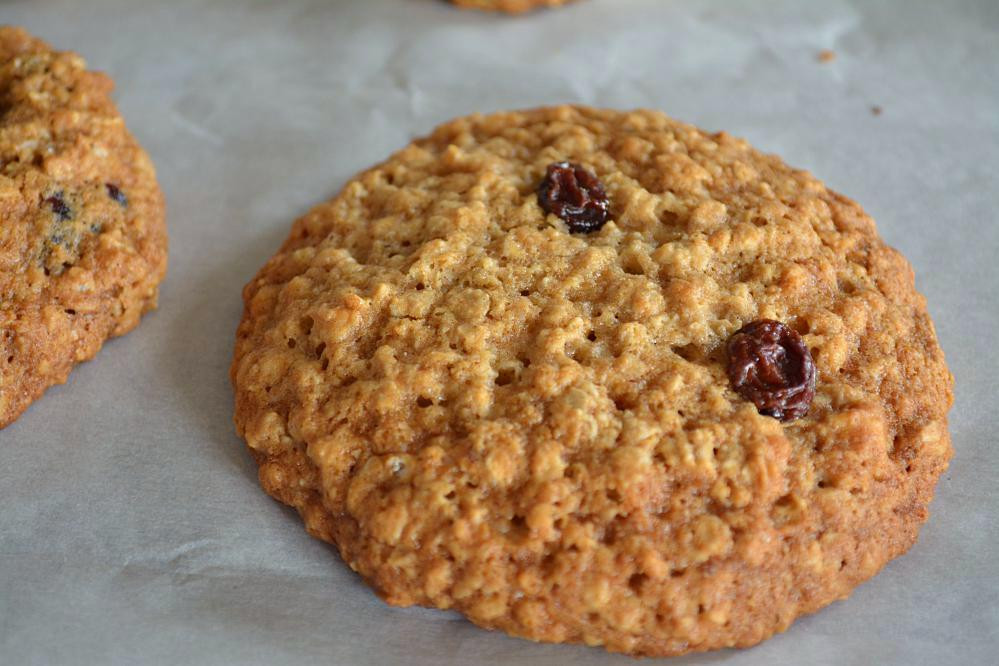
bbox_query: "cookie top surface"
[450,0,573,14]
[0,26,167,428]
[231,106,952,656]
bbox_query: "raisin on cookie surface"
[450,0,574,14]
[0,27,167,428]
[231,106,952,656]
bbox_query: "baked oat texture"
[231,106,953,656]
[0,26,167,428]
[450,0,574,14]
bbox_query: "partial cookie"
[451,0,574,14]
[231,106,952,656]
[0,27,167,428]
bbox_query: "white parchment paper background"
[1,1,997,664]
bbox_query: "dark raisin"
[726,319,816,422]
[537,161,610,233]
[105,183,128,207]
[44,193,72,221]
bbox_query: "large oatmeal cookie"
[0,27,167,428]
[231,106,952,656]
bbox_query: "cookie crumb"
[817,49,836,63]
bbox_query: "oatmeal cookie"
[0,27,167,428]
[450,0,574,14]
[231,106,952,656]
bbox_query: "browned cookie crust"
[451,0,574,14]
[231,106,952,656]
[0,27,167,428]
